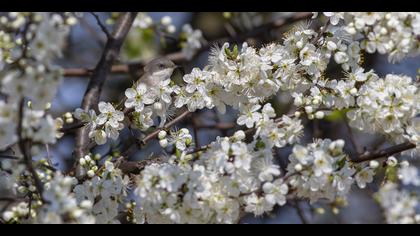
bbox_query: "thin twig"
[79,15,106,47]
[0,155,20,160]
[352,142,416,163]
[140,110,191,146]
[187,145,211,155]
[17,100,45,202]
[59,122,87,133]
[90,12,111,39]
[116,110,191,170]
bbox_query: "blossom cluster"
[134,131,289,223]
[179,24,204,60]
[1,163,94,224]
[0,13,76,150]
[125,78,176,129]
[34,173,95,224]
[286,139,375,203]
[1,12,419,224]
[74,160,130,223]
[132,13,176,34]
[375,183,420,224]
[347,73,420,149]
[319,12,420,62]
[130,13,204,59]
[75,102,125,145]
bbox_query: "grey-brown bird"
[138,57,177,87]
[121,57,178,113]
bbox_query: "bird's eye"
[159,64,165,69]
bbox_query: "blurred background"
[49,12,419,224]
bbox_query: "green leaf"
[324,109,350,122]
[385,166,398,183]
[232,45,239,58]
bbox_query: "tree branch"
[74,12,138,162]
[59,122,87,133]
[17,99,45,203]
[352,142,416,163]
[139,110,191,146]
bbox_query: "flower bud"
[153,102,163,111]
[233,130,246,141]
[64,112,73,119]
[2,211,14,222]
[305,106,313,114]
[161,16,172,26]
[79,158,86,166]
[315,208,325,215]
[315,111,325,119]
[327,41,337,51]
[167,25,176,34]
[349,88,358,95]
[335,140,345,149]
[158,130,167,140]
[312,98,320,105]
[66,117,74,124]
[87,170,95,178]
[334,51,349,64]
[369,160,380,169]
[80,200,93,209]
[294,96,303,106]
[386,156,398,167]
[159,139,168,148]
[29,185,36,192]
[180,128,190,134]
[329,142,337,151]
[296,40,303,49]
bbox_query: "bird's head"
[144,57,178,79]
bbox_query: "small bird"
[138,57,178,87]
[121,57,177,112]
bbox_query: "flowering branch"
[139,109,190,146]
[2,12,420,225]
[74,12,138,161]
